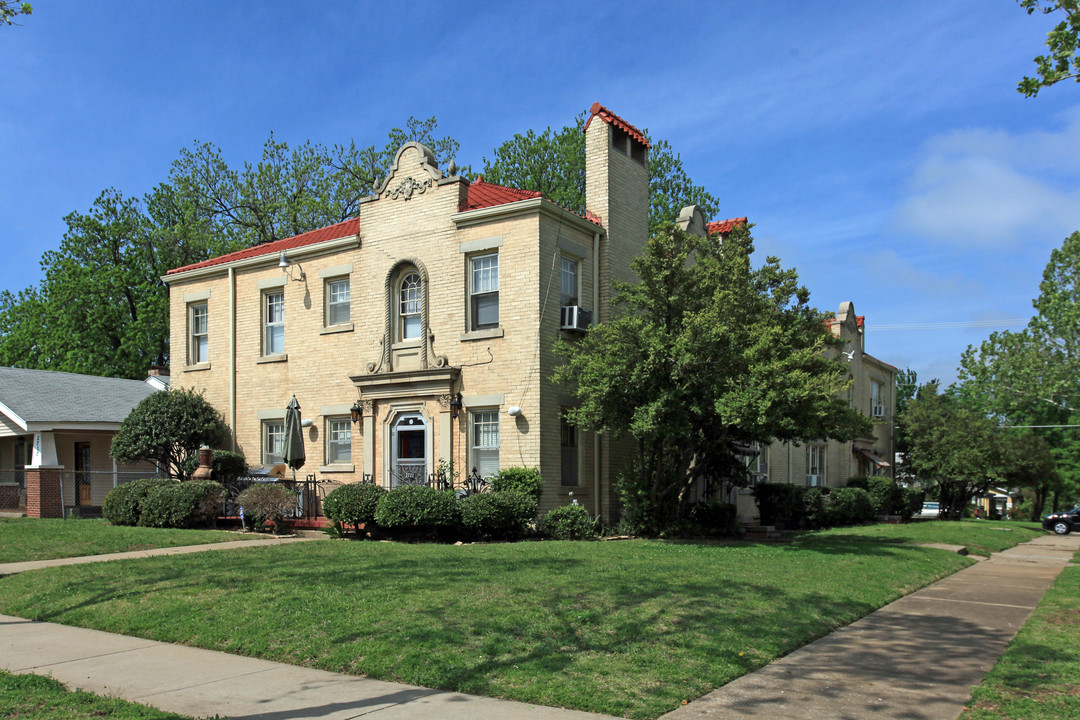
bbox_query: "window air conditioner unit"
[806,475,822,487]
[872,405,886,418]
[560,306,592,331]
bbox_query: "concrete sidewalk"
[0,532,1075,720]
[0,536,314,576]
[661,532,1080,720]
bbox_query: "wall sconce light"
[278,251,306,282]
[350,400,363,424]
[449,392,463,419]
[508,406,522,417]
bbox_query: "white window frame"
[749,442,769,482]
[189,302,208,365]
[263,290,285,356]
[263,420,285,466]
[871,379,886,416]
[469,253,499,330]
[560,255,580,307]
[806,444,826,486]
[325,277,350,327]
[470,409,500,479]
[399,271,422,341]
[560,409,579,487]
[326,417,352,465]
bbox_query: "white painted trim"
[163,235,361,284]
[183,289,211,302]
[459,235,503,254]
[318,263,354,278]
[256,276,287,290]
[0,400,27,431]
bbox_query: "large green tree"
[1019,1,1080,97]
[0,1,31,26]
[554,222,870,534]
[111,388,228,479]
[481,114,720,233]
[997,431,1060,519]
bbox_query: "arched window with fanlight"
[399,271,422,341]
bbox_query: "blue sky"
[3,1,1080,385]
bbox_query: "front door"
[391,414,427,487]
[75,442,92,506]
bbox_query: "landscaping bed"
[0,518,258,564]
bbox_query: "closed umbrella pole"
[283,395,306,480]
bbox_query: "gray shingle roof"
[0,367,159,425]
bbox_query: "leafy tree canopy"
[481,113,720,233]
[554,222,870,533]
[0,1,31,26]
[111,388,228,479]
[1019,0,1080,96]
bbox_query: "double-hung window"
[560,256,579,306]
[470,253,499,330]
[399,272,422,340]
[264,291,284,355]
[561,410,579,486]
[806,445,826,486]
[189,303,208,364]
[326,278,350,327]
[263,420,285,466]
[471,410,500,478]
[326,417,351,465]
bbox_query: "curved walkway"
[0,533,1076,720]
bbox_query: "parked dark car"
[1043,507,1080,535]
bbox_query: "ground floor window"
[561,410,578,486]
[326,417,351,464]
[263,420,285,466]
[806,444,826,486]
[471,410,499,478]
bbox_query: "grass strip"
[0,536,974,719]
[798,519,1045,556]
[0,518,258,563]
[0,669,190,719]
[964,547,1080,719]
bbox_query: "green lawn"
[0,518,258,564]
[0,670,190,719]
[0,536,978,719]
[798,519,1045,556]
[965,548,1080,719]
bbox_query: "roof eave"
[163,234,362,284]
[452,197,605,234]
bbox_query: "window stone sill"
[183,363,211,372]
[318,465,355,473]
[460,327,504,342]
[257,354,288,364]
[320,323,354,335]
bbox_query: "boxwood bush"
[489,467,543,502]
[374,486,462,541]
[542,503,595,540]
[461,491,537,540]
[102,478,176,526]
[322,482,386,537]
[137,480,225,529]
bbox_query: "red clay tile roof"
[584,102,651,148]
[707,217,748,235]
[167,217,362,275]
[462,178,541,211]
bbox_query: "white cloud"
[895,108,1080,249]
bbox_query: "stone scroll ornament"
[385,176,433,201]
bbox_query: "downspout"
[229,266,237,451]
[592,230,601,519]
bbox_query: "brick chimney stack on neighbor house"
[584,102,650,322]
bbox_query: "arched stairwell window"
[399,271,422,341]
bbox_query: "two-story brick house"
[165,103,650,520]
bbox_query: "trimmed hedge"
[489,467,543,502]
[826,487,875,526]
[543,503,595,540]
[461,491,537,540]
[374,486,462,541]
[866,476,904,516]
[752,483,804,527]
[322,482,386,537]
[237,483,296,533]
[137,480,224,529]
[212,451,249,483]
[102,478,176,526]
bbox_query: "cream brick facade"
[166,106,652,521]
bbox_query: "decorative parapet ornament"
[385,176,433,201]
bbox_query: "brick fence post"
[25,467,64,519]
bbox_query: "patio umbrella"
[283,395,306,477]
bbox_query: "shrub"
[900,486,926,521]
[102,477,176,526]
[752,483,804,528]
[461,491,538,540]
[187,480,226,526]
[867,476,904,515]
[826,487,875,526]
[683,501,739,536]
[543,503,595,540]
[801,487,828,529]
[489,467,543,502]
[846,476,869,490]
[237,483,297,533]
[614,462,679,535]
[137,480,225,529]
[322,482,386,537]
[212,451,249,483]
[374,486,462,541]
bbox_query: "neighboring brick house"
[165,103,653,521]
[0,367,164,517]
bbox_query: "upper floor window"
[188,303,208,364]
[326,417,351,464]
[470,253,499,330]
[326,278,350,327]
[399,272,422,340]
[263,420,285,466]
[560,256,579,306]
[263,291,284,355]
[871,380,885,417]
